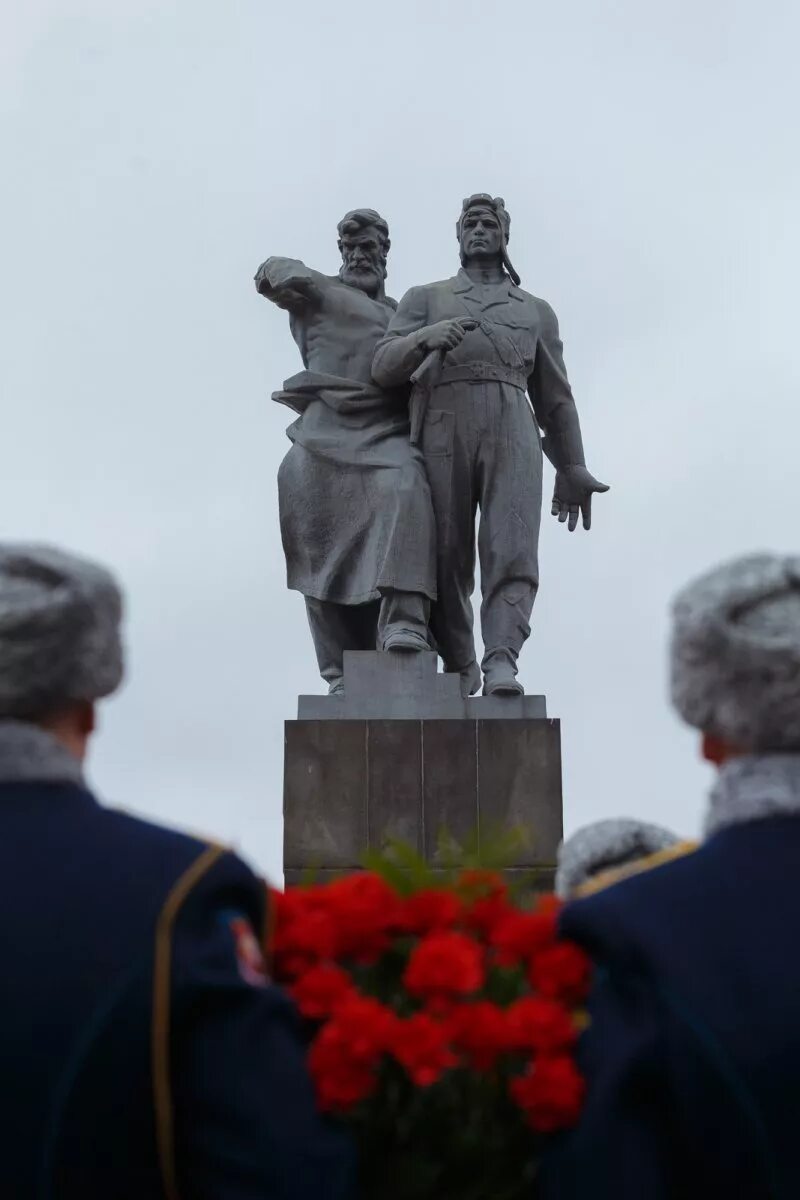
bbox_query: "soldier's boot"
[378,589,431,653]
[482,648,524,696]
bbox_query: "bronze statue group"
[255,195,607,699]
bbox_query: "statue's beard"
[340,260,384,293]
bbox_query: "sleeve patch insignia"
[228,914,270,986]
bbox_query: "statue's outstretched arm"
[254,256,323,312]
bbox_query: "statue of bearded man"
[254,209,439,694]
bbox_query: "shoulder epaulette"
[574,840,699,899]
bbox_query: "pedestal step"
[297,650,546,720]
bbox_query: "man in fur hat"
[0,544,352,1199]
[540,552,800,1199]
[373,194,608,696]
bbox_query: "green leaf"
[361,838,439,893]
[360,847,416,895]
[433,822,532,870]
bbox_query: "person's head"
[0,544,124,762]
[456,193,520,285]
[555,818,682,899]
[337,208,390,297]
[670,553,800,766]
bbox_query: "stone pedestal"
[283,652,563,890]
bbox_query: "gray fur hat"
[671,553,800,751]
[555,818,680,898]
[0,544,124,719]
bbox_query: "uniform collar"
[705,753,800,837]
[0,720,86,788]
[451,268,526,303]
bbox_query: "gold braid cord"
[152,843,226,1200]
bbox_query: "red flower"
[536,894,563,917]
[401,889,463,935]
[456,869,508,898]
[289,963,356,1020]
[403,930,485,1006]
[462,893,514,940]
[456,870,513,940]
[308,994,399,1112]
[509,1056,586,1132]
[447,1001,510,1071]
[390,1013,457,1086]
[490,909,558,967]
[272,888,338,978]
[506,997,579,1054]
[309,1025,377,1112]
[529,941,592,1004]
[327,994,399,1065]
[324,873,404,963]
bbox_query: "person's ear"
[702,732,732,766]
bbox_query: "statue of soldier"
[254,209,438,694]
[373,194,608,697]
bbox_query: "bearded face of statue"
[338,225,386,297]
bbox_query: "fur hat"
[555,818,680,898]
[0,543,124,719]
[670,553,800,751]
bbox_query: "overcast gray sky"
[2,0,798,881]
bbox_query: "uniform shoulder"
[389,278,457,320]
[96,804,259,889]
[561,840,702,949]
[520,292,559,328]
[399,276,458,301]
[573,840,699,899]
[428,274,467,293]
[528,291,556,312]
[99,803,216,855]
[101,806,267,931]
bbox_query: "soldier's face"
[460,210,503,261]
[339,229,385,294]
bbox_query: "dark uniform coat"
[539,818,800,1200]
[0,777,352,1199]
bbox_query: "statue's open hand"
[552,466,610,532]
[421,318,476,353]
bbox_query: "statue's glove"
[552,466,610,532]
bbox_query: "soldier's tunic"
[0,725,352,1200]
[373,269,577,674]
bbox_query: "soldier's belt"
[437,361,528,390]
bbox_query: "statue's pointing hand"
[552,466,610,532]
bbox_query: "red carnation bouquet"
[272,844,590,1200]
